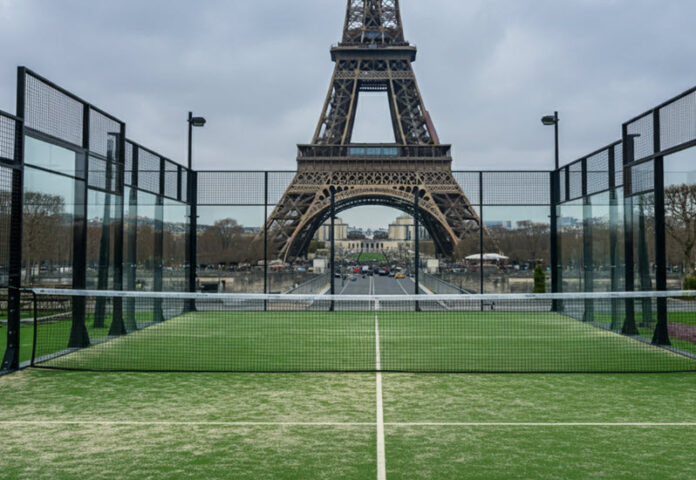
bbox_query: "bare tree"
[664,183,696,277]
[23,192,67,282]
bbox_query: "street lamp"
[541,111,559,170]
[187,112,207,170]
[542,111,560,308]
[186,112,206,309]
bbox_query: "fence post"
[185,169,198,312]
[582,158,594,322]
[330,187,336,312]
[652,109,670,345]
[108,126,127,336]
[622,126,638,335]
[153,157,164,323]
[124,145,138,330]
[263,171,268,311]
[68,103,90,349]
[414,188,420,312]
[608,145,621,329]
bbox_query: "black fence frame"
[1,67,696,371]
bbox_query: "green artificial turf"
[27,310,695,373]
[1,370,695,479]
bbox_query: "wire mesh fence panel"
[627,113,655,162]
[89,108,122,158]
[0,113,17,165]
[27,289,696,373]
[267,171,297,206]
[197,171,266,205]
[452,172,480,206]
[614,143,624,188]
[137,148,161,195]
[24,73,84,147]
[568,161,583,200]
[587,149,610,195]
[659,89,696,152]
[482,172,550,205]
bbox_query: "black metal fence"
[1,67,695,371]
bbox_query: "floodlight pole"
[186,112,205,312]
[543,111,560,310]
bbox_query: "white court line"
[385,422,696,427]
[0,420,693,427]
[0,420,373,427]
[375,305,386,480]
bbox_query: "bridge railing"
[420,272,468,295]
[286,273,331,295]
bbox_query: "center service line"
[375,300,386,480]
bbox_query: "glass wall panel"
[86,189,117,290]
[22,167,76,286]
[588,192,611,292]
[163,199,188,292]
[629,192,656,292]
[558,200,583,292]
[123,186,137,291]
[663,149,696,354]
[197,206,266,293]
[24,136,78,177]
[482,206,550,293]
[663,149,696,290]
[135,191,157,291]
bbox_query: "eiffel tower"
[263,0,480,261]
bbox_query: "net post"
[30,290,38,367]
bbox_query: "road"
[333,275,428,296]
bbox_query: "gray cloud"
[0,0,694,176]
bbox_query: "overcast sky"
[1,0,695,229]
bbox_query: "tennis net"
[24,288,696,373]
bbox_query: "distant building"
[388,214,430,241]
[314,217,348,242]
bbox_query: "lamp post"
[541,111,559,171]
[542,111,560,307]
[186,112,206,310]
[187,112,207,170]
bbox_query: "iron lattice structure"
[263,0,480,260]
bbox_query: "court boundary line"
[0,420,694,427]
